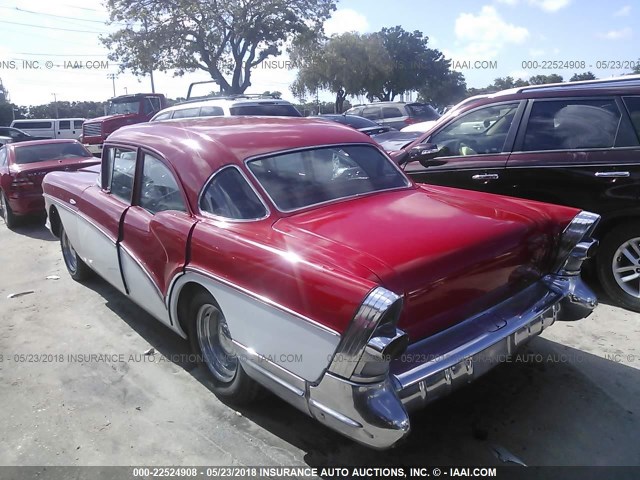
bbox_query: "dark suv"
[345,101,440,130]
[389,76,640,312]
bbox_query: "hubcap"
[196,304,238,383]
[61,230,78,274]
[612,236,640,298]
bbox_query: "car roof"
[107,116,379,207]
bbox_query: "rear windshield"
[407,104,441,121]
[230,104,302,117]
[246,144,409,212]
[14,143,89,165]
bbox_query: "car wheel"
[188,291,260,404]
[0,190,17,229]
[597,224,640,312]
[60,224,92,281]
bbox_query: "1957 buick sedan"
[42,117,599,449]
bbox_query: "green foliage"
[569,72,597,82]
[633,60,640,74]
[102,0,336,94]
[417,70,467,110]
[529,74,563,85]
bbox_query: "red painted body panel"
[1,140,98,216]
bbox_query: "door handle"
[69,198,77,205]
[594,171,630,178]
[472,173,499,181]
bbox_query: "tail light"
[404,118,417,125]
[11,174,35,190]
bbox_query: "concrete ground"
[0,219,639,467]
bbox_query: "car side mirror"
[402,143,447,167]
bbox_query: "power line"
[0,19,109,34]
[16,52,111,57]
[0,6,129,26]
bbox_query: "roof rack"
[516,74,640,94]
[185,80,282,103]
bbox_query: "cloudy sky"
[0,0,637,106]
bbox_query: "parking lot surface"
[0,220,639,467]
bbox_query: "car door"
[362,106,383,125]
[404,101,525,195]
[119,151,196,327]
[504,96,640,217]
[56,120,73,139]
[74,146,136,294]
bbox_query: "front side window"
[152,112,172,122]
[139,154,187,214]
[200,167,267,220]
[362,107,382,120]
[247,145,409,212]
[522,99,621,151]
[74,120,84,129]
[429,102,520,157]
[58,121,71,130]
[103,147,136,202]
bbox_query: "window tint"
[139,154,186,214]
[407,103,441,121]
[153,112,172,121]
[200,167,267,220]
[623,96,640,141]
[430,102,519,156]
[104,147,136,202]
[58,121,71,130]
[0,147,7,167]
[199,106,224,117]
[247,145,409,212]
[172,107,201,119]
[382,107,403,119]
[12,121,52,129]
[522,99,621,151]
[74,120,84,129]
[362,107,382,120]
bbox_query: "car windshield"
[246,145,409,212]
[14,143,89,164]
[407,104,441,121]
[107,100,139,115]
[230,104,302,116]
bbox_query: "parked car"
[42,116,598,449]
[400,119,439,133]
[0,139,98,229]
[372,130,422,152]
[81,93,167,156]
[10,118,85,141]
[150,95,301,122]
[0,126,49,145]
[389,75,640,312]
[345,101,440,130]
[313,114,394,135]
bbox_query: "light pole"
[107,73,117,97]
[51,93,59,119]
[124,87,128,95]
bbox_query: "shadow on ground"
[77,274,640,468]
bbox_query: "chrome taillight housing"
[552,211,601,275]
[329,287,408,383]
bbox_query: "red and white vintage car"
[42,117,599,448]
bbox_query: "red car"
[0,139,99,229]
[42,117,598,449]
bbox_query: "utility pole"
[107,73,117,97]
[51,93,59,119]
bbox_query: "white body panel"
[10,118,84,140]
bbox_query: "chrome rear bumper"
[305,274,596,449]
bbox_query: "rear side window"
[623,96,640,141]
[103,147,136,203]
[58,121,71,130]
[200,167,267,220]
[74,120,84,129]
[382,107,403,119]
[229,104,301,116]
[13,121,52,129]
[407,104,440,121]
[139,154,187,214]
[522,99,621,151]
[172,107,200,119]
[200,106,224,117]
[362,107,382,120]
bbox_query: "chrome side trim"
[183,266,340,337]
[119,242,165,303]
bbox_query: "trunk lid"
[274,185,577,341]
[11,157,99,189]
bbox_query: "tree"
[291,32,391,113]
[633,60,640,74]
[103,0,335,94]
[417,70,466,110]
[366,26,451,102]
[528,74,563,85]
[570,72,597,82]
[262,90,282,98]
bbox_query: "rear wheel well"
[175,282,211,338]
[49,206,61,238]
